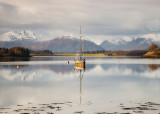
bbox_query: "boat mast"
[80,25,82,55]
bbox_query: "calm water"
[0,56,160,114]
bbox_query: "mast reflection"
[74,66,85,105]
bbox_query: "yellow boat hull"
[75,60,85,68]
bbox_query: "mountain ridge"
[1,30,160,52]
[0,30,42,41]
[100,37,160,51]
[0,31,104,53]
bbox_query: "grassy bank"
[30,54,55,56]
[55,53,106,56]
[142,52,160,58]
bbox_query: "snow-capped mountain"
[19,30,42,40]
[0,30,42,41]
[0,31,19,41]
[0,33,104,53]
[1,30,160,51]
[103,33,160,45]
[106,36,133,45]
[100,33,160,51]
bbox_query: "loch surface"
[0,56,160,114]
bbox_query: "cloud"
[0,0,160,41]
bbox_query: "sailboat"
[74,26,85,69]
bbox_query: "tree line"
[148,43,160,54]
[142,43,160,58]
[0,47,30,57]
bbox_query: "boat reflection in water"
[74,65,85,105]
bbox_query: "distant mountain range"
[100,36,160,51]
[0,30,103,53]
[0,30,160,52]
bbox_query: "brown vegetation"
[148,43,158,52]
[143,43,160,58]
[148,64,160,71]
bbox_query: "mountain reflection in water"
[0,57,160,114]
[0,64,95,81]
[0,63,160,81]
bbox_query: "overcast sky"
[0,0,160,44]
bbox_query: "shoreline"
[0,101,160,114]
[0,54,160,59]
